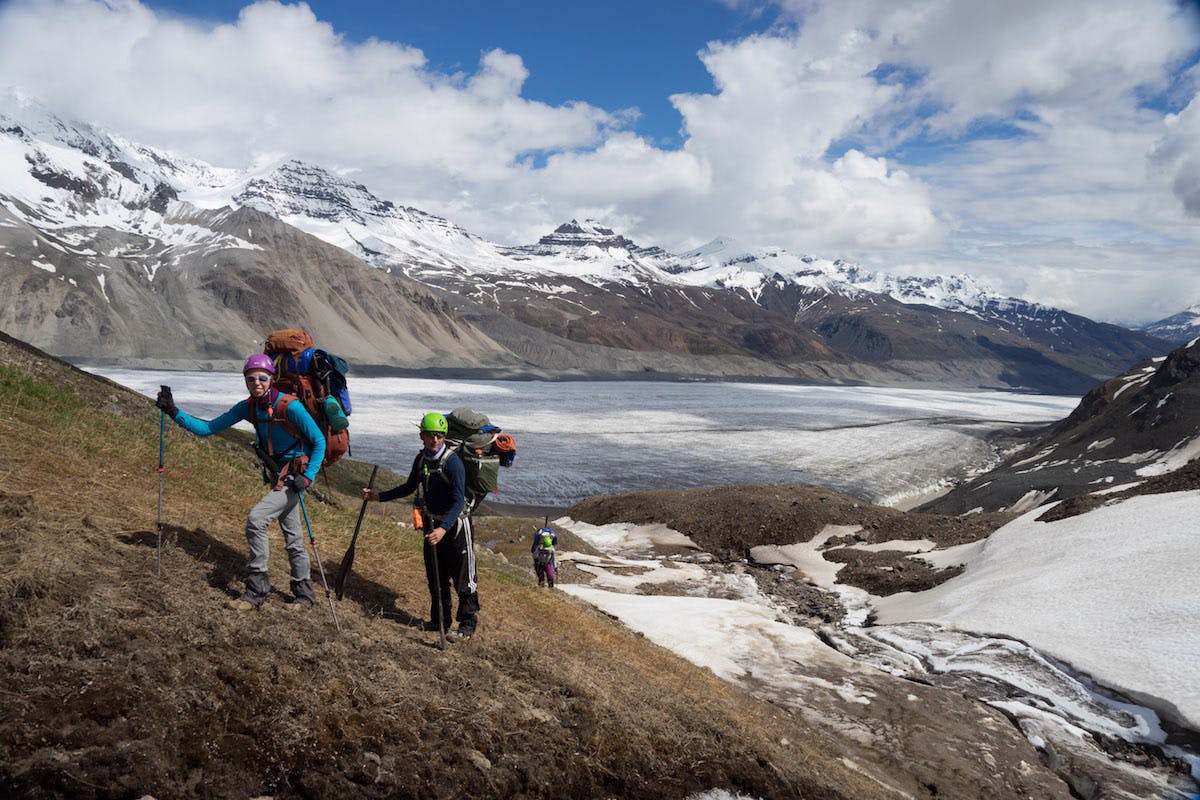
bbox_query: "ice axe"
[335,464,377,600]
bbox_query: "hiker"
[362,412,479,641]
[154,354,326,611]
[531,525,558,588]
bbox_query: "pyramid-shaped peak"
[235,158,398,223]
[537,218,636,250]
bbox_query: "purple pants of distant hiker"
[535,558,555,586]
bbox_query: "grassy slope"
[0,333,881,800]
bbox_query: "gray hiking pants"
[244,485,314,603]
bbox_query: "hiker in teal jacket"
[155,353,326,611]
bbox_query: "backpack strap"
[420,445,456,491]
[247,393,307,490]
[246,393,302,457]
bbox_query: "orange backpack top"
[261,328,350,468]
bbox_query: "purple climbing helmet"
[242,353,275,375]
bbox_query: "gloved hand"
[155,385,177,418]
[290,474,311,492]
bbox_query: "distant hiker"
[531,524,558,588]
[362,412,479,641]
[154,354,326,612]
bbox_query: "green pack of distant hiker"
[531,523,558,588]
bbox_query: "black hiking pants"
[423,515,479,631]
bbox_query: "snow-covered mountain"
[0,92,1177,390]
[677,236,1035,318]
[1143,303,1200,346]
[220,152,1169,391]
[672,237,1172,383]
[0,91,511,368]
[233,167,686,289]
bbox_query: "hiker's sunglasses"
[244,375,271,383]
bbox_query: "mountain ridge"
[0,94,1177,391]
[1142,303,1200,345]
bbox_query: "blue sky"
[1,0,1199,324]
[150,0,777,147]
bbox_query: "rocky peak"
[534,219,637,251]
[231,159,477,247]
[234,159,396,224]
[923,336,1200,515]
[0,89,108,158]
[0,92,203,219]
[1148,336,1200,391]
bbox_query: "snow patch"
[556,518,700,556]
[1135,436,1200,477]
[913,539,985,570]
[1005,488,1057,514]
[749,525,860,587]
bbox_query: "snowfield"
[875,490,1200,732]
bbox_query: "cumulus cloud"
[0,0,613,173]
[662,31,942,252]
[1155,91,1200,217]
[0,0,1198,322]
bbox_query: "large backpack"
[438,406,516,512]
[262,328,351,467]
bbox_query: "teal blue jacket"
[174,393,326,483]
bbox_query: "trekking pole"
[335,464,377,600]
[297,491,341,632]
[155,406,165,576]
[416,492,445,650]
[429,537,446,650]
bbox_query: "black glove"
[155,385,177,419]
[290,474,311,492]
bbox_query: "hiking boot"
[227,596,262,612]
[447,627,475,642]
[282,597,314,612]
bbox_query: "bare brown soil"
[568,484,1013,596]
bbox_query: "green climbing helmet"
[419,412,449,434]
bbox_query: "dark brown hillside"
[921,337,1200,515]
[0,331,884,800]
[567,485,1014,598]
